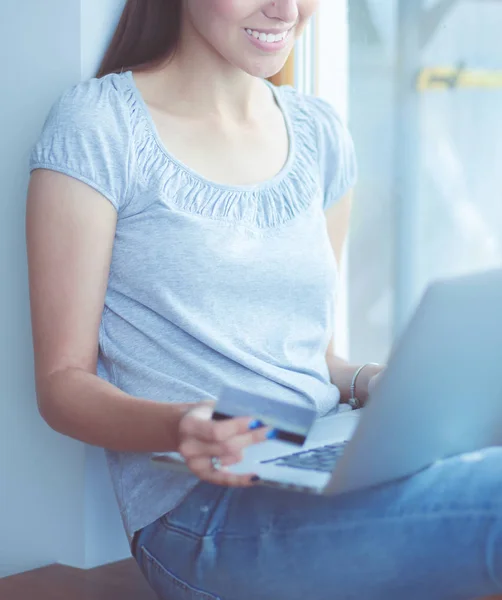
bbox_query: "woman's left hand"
[367,369,385,398]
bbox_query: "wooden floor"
[0,558,157,600]
[2,559,502,600]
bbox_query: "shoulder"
[275,85,354,163]
[30,72,134,211]
[275,85,357,208]
[45,72,131,136]
[276,84,347,138]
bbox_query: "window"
[347,0,502,363]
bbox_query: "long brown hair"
[96,0,182,78]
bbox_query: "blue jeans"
[132,447,502,600]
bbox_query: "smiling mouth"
[245,28,291,45]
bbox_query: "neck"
[151,18,269,122]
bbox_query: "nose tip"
[265,0,299,24]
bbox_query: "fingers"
[186,455,258,487]
[368,369,386,396]
[179,424,270,486]
[206,471,258,488]
[178,427,270,461]
[182,411,267,445]
[205,470,259,487]
[178,402,272,487]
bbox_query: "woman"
[26,1,502,599]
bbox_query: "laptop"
[152,268,502,497]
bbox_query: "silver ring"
[211,457,222,471]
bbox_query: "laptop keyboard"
[260,441,348,473]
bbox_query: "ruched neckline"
[119,70,320,229]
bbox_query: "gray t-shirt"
[29,71,357,545]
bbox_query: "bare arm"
[26,170,193,453]
[26,170,269,488]
[324,191,382,403]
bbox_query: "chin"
[238,55,290,80]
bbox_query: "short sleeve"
[309,96,358,211]
[29,75,133,212]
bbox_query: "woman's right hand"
[177,401,274,486]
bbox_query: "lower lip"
[244,30,291,53]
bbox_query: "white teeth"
[246,29,288,44]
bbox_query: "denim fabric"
[133,447,502,600]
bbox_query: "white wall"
[0,0,128,577]
[317,0,351,360]
[318,0,350,120]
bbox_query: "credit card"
[212,386,317,446]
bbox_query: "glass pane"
[347,0,502,363]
